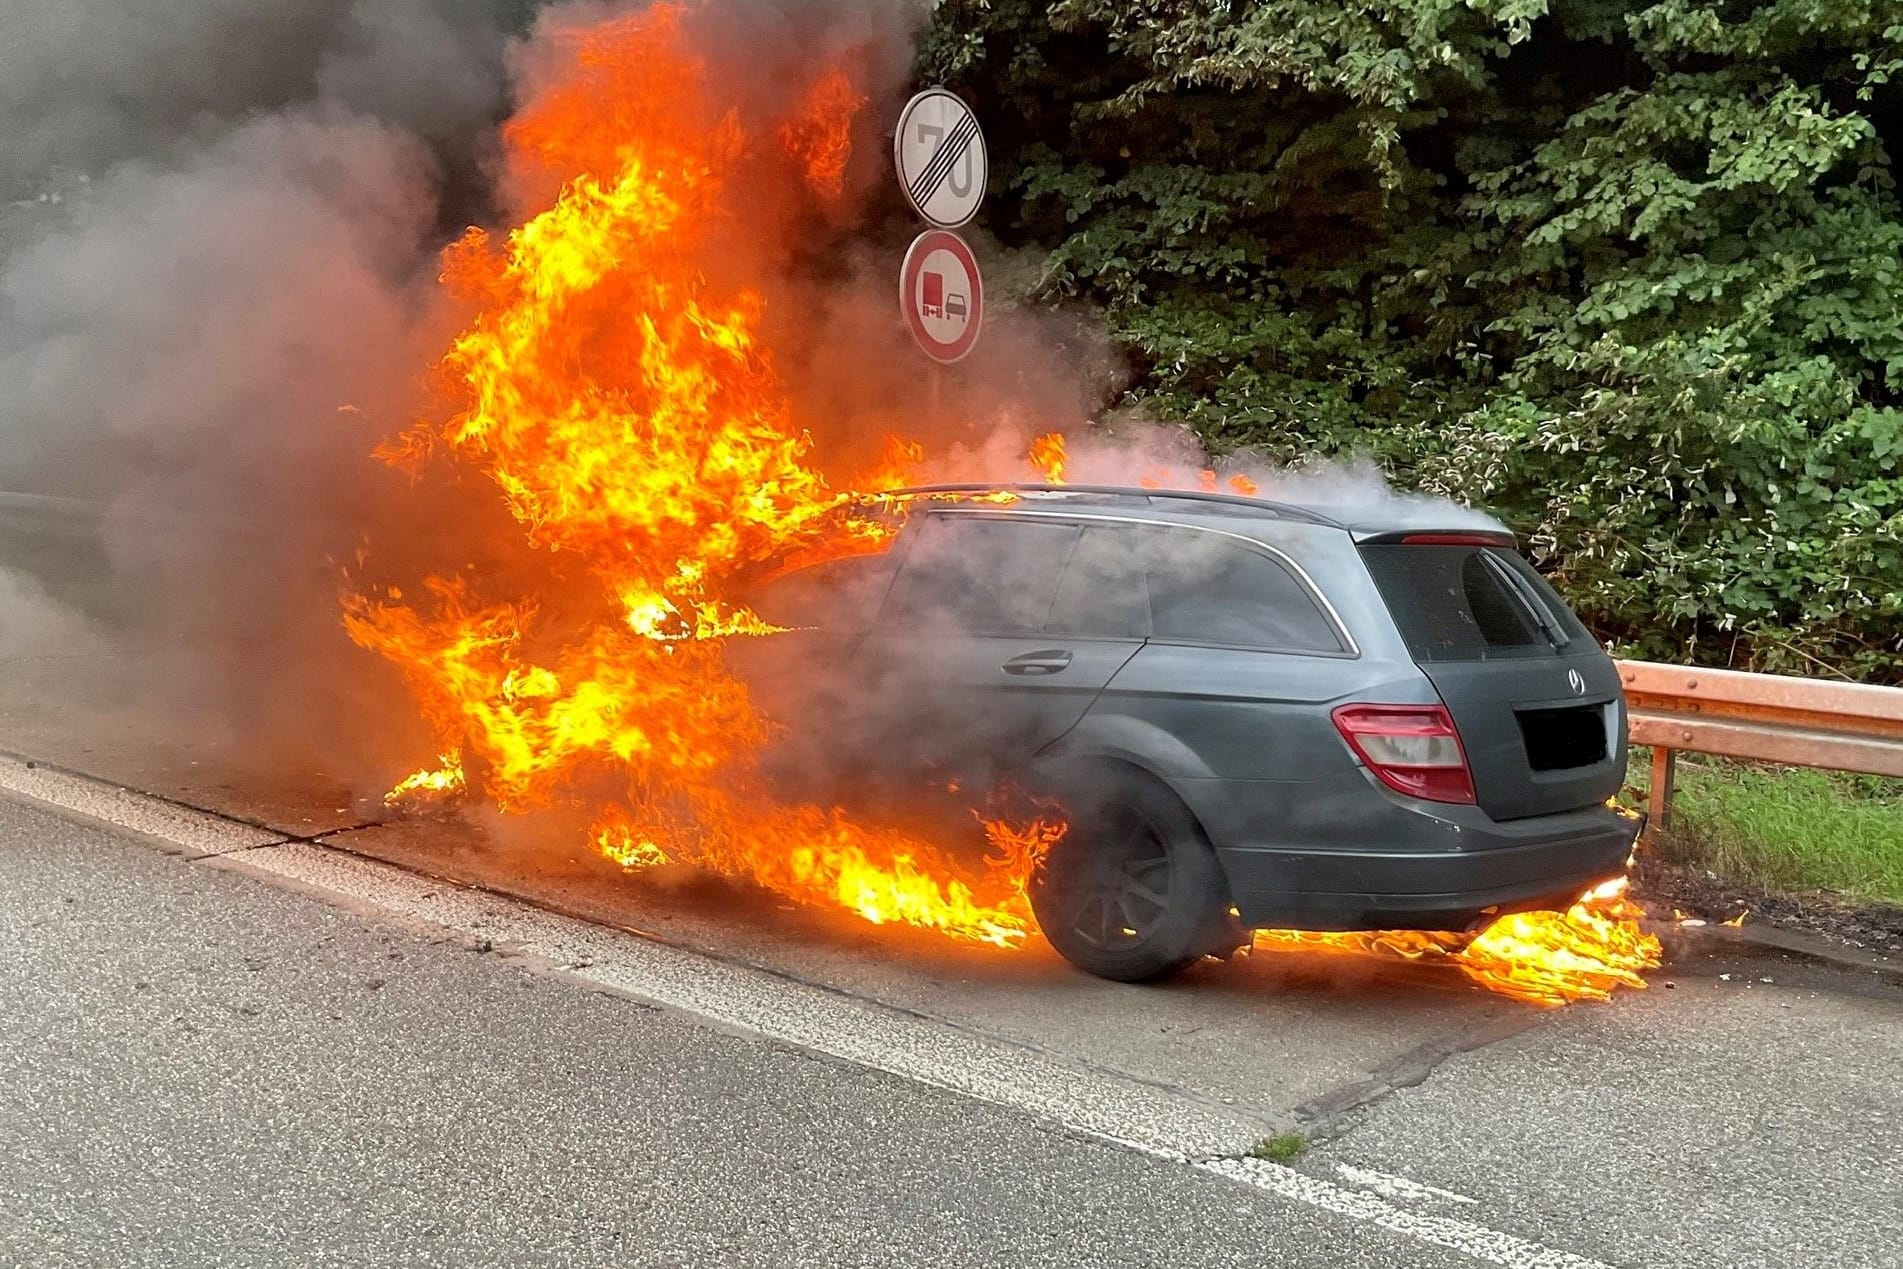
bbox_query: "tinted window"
[1144,531,1342,652]
[882,515,1079,633]
[1045,526,1149,638]
[751,552,896,631]
[1360,544,1588,662]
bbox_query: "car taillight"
[1331,703,1476,804]
[1397,532,1516,546]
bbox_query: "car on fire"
[745,484,1639,982]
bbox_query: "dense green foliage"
[922,0,1903,680]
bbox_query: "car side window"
[881,515,1080,633]
[1045,526,1149,639]
[750,552,896,632]
[1144,530,1342,652]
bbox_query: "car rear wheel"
[1028,779,1230,982]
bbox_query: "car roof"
[881,484,1512,542]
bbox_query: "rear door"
[738,550,898,700]
[733,550,905,797]
[858,513,1143,773]
[1092,526,1364,789]
[1358,539,1624,820]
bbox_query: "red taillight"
[1331,703,1477,804]
[1398,533,1516,546]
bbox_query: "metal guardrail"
[1617,659,1903,832]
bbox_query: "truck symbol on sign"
[921,271,969,323]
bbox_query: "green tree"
[923,0,1903,679]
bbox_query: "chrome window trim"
[923,506,1363,658]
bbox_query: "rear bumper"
[1209,799,1639,932]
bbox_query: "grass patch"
[1248,1132,1308,1163]
[1631,751,1903,904]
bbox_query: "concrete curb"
[1652,916,1903,983]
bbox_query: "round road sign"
[899,229,983,364]
[893,88,987,229]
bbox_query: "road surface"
[0,531,1900,1267]
[3,755,1901,1268]
[4,794,1486,1268]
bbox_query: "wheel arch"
[1032,714,1241,856]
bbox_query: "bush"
[923,0,1903,680]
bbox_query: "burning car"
[745,483,1640,982]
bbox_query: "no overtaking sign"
[900,230,983,364]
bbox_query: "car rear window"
[1144,530,1343,653]
[1360,543,1589,662]
[881,514,1080,633]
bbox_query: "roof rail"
[866,482,1344,528]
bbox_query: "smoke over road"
[0,0,1131,782]
[0,1,543,768]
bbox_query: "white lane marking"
[0,756,280,856]
[1337,1162,1480,1205]
[1203,1159,1612,1269]
[3,758,1622,1269]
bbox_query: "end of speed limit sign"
[893,88,987,229]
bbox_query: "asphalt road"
[6,763,1903,1269]
[2,796,1480,1269]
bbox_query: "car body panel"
[853,630,1143,769]
[1413,649,1626,821]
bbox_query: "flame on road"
[1252,878,1661,1008]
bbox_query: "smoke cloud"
[0,0,1490,814]
[0,1,532,770]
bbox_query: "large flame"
[347,3,1658,1005]
[346,3,1034,947]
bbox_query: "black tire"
[1028,773,1231,982]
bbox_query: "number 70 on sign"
[893,88,988,229]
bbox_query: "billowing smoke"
[0,2,534,772]
[0,1,519,186]
[0,0,1485,820]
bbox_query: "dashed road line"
[1203,1159,1609,1269]
[1337,1163,1481,1205]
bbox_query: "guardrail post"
[1647,746,1676,838]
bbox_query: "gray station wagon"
[742,483,1639,981]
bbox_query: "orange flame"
[1028,432,1068,483]
[780,68,865,199]
[1251,878,1662,1007]
[346,4,1032,947]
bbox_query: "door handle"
[1002,649,1073,676]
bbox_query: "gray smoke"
[0,0,958,789]
[0,0,525,190]
[0,0,533,770]
[0,0,1492,811]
